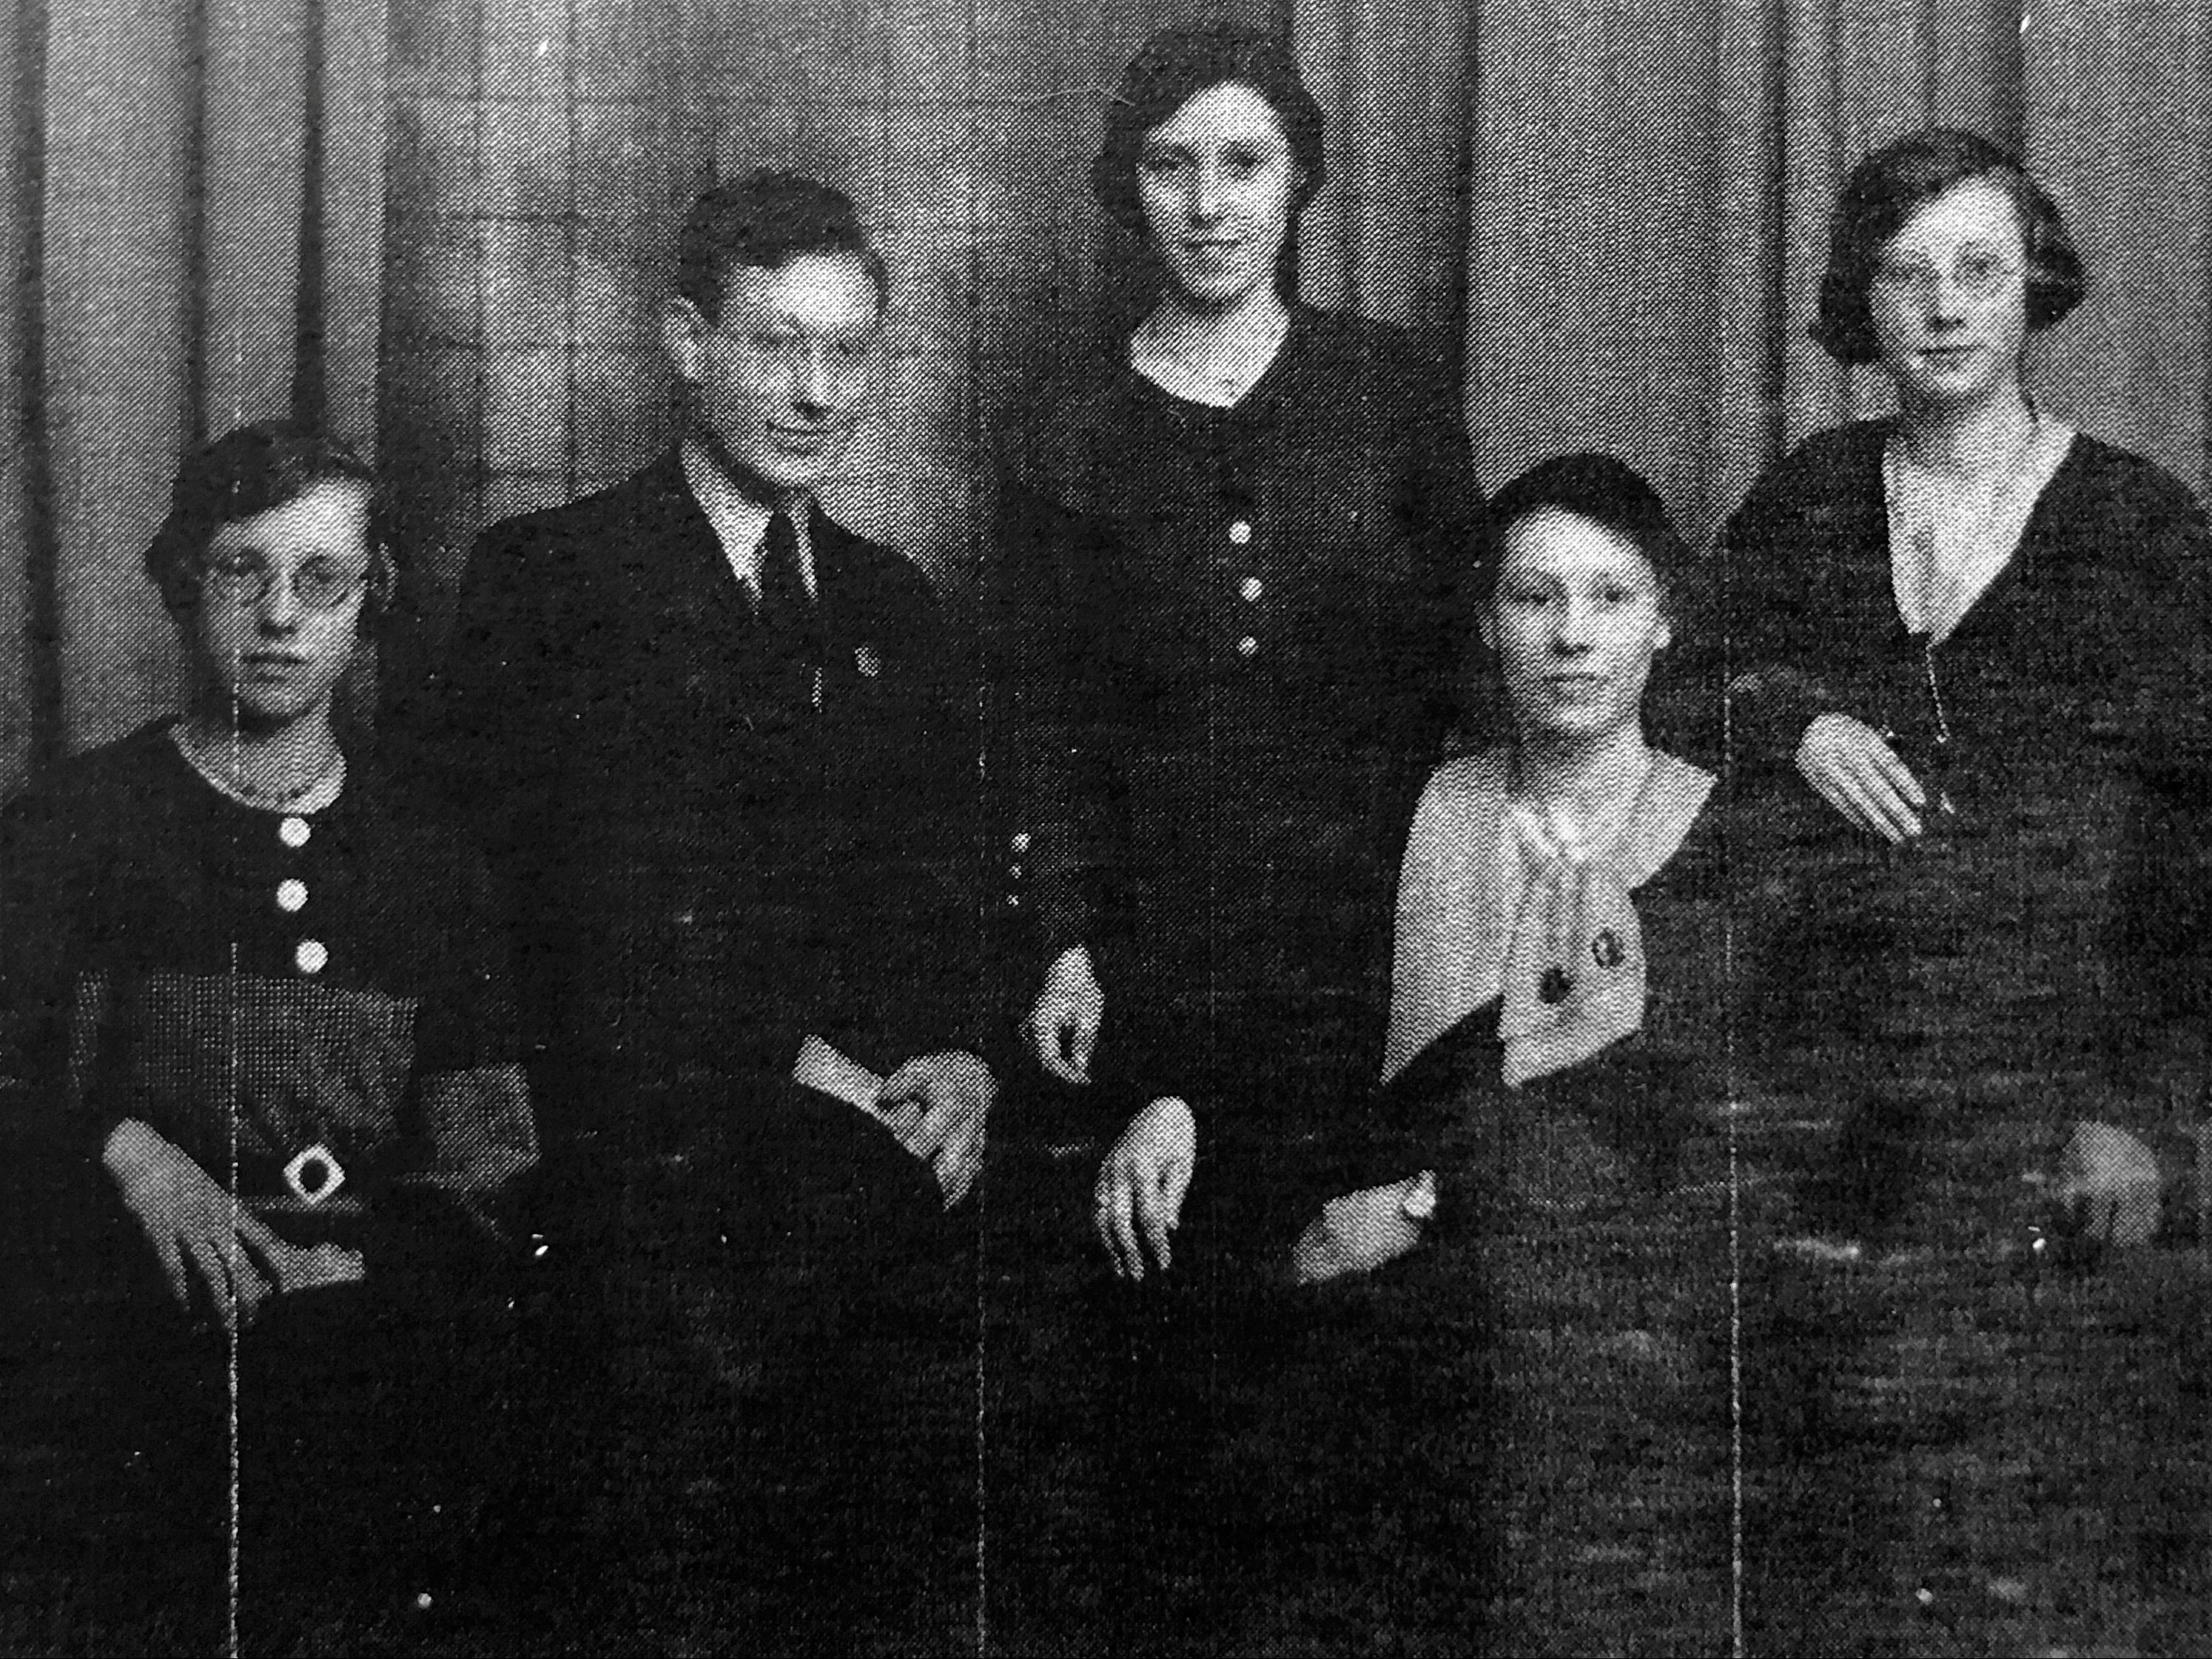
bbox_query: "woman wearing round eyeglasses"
[1722,131,2212,1636]
[0,420,537,1643]
[1726,127,2212,1248]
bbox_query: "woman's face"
[1136,81,1300,310]
[1482,509,1671,745]
[1869,175,2031,411]
[192,480,371,730]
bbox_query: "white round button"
[279,816,311,849]
[1237,636,1259,658]
[1228,520,1253,546]
[1240,576,1263,602]
[295,939,329,975]
[275,879,308,913]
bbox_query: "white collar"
[680,441,816,598]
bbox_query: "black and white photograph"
[1,0,2209,1652]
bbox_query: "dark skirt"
[1232,1102,1735,1654]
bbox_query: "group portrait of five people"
[4,17,2207,1654]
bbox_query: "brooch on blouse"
[855,644,881,679]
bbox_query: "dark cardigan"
[1718,422,2212,1161]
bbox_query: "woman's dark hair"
[676,169,888,320]
[144,420,393,630]
[1814,127,2085,366]
[1480,454,1690,618]
[1089,21,1326,238]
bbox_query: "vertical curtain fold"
[2025,0,2212,497]
[2,0,55,786]
[1291,0,1470,355]
[0,0,384,794]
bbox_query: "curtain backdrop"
[0,0,388,792]
[4,0,2208,795]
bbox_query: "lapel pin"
[855,644,881,678]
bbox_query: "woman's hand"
[1796,713,1926,844]
[2056,1119,2162,1248]
[1291,1171,1437,1285]
[1095,1096,1196,1282]
[101,1119,303,1330]
[1026,945,1103,1084]
[878,1050,997,1208]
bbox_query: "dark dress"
[984,308,1482,1647]
[1718,423,2212,1646]
[1238,763,1738,1653]
[1720,423,2212,1231]
[0,725,537,1648]
[996,302,1483,1138]
[409,456,985,1648]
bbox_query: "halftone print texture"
[2,1,2210,1654]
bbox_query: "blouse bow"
[1382,748,1713,1088]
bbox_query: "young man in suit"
[414,171,989,1643]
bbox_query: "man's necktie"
[758,507,823,708]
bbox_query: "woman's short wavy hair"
[1480,454,1692,621]
[144,420,394,632]
[1814,127,2086,366]
[1089,21,1327,239]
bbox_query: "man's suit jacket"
[415,452,981,1154]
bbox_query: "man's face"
[662,249,884,498]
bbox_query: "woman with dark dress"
[986,22,1481,1641]
[1252,455,1734,1652]
[1722,130,2212,1641]
[998,17,1482,1271]
[0,422,537,1647]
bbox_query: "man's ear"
[661,298,707,383]
[1655,619,1674,653]
[1476,613,1498,656]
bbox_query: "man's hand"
[101,1119,363,1330]
[2056,1119,2163,1249]
[878,1051,995,1208]
[1796,713,1926,844]
[1095,1097,1196,1282]
[1026,945,1103,1084]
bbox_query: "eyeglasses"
[1872,250,2020,302]
[200,551,367,612]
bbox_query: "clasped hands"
[102,1118,365,1333]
